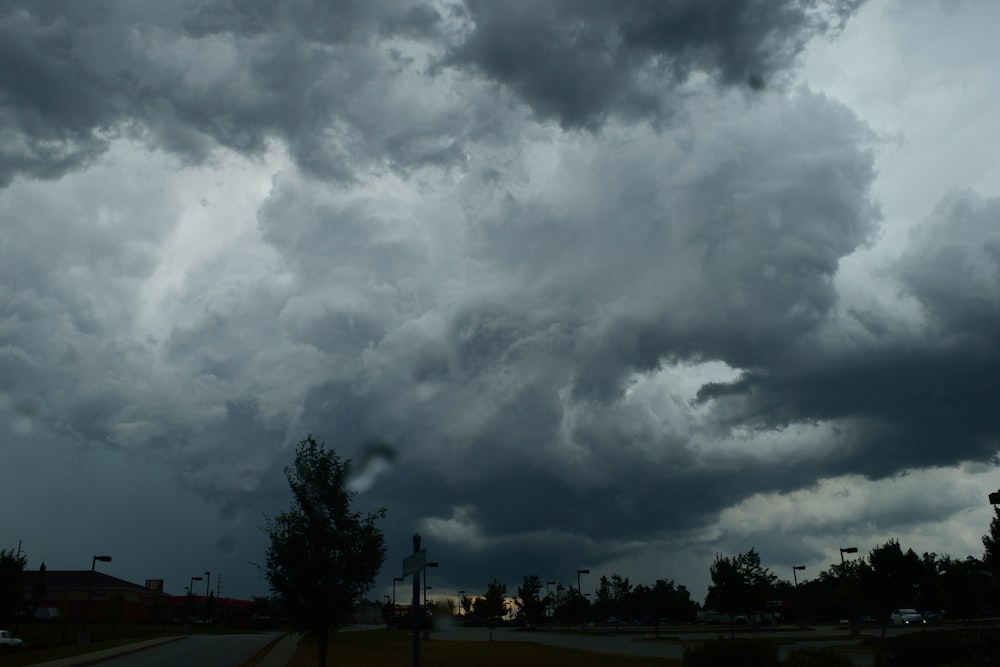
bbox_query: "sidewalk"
[255,633,300,667]
[25,636,184,667]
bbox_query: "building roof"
[22,570,153,593]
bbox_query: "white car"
[0,629,24,650]
[889,609,925,625]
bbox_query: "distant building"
[21,569,258,626]
[21,570,169,623]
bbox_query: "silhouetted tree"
[263,435,387,667]
[593,573,631,631]
[0,548,26,625]
[480,579,508,640]
[31,562,48,617]
[983,506,1000,578]
[553,586,590,626]
[705,548,776,635]
[939,556,986,627]
[865,538,922,637]
[514,575,546,626]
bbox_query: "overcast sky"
[3,0,1000,605]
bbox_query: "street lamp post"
[82,555,112,643]
[839,547,858,570]
[423,562,439,610]
[839,547,859,635]
[792,565,805,586]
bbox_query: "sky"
[3,0,1000,606]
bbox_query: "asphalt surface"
[25,633,284,667]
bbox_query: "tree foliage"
[0,548,27,625]
[705,548,776,631]
[514,575,546,626]
[479,579,508,640]
[263,435,387,667]
[983,506,1000,578]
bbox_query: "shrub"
[784,646,853,667]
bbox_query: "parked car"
[0,630,24,651]
[889,609,925,625]
[921,610,945,623]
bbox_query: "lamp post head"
[94,555,112,563]
[990,491,1000,505]
[577,569,590,574]
[793,565,806,571]
[840,547,858,554]
[426,561,439,568]
[394,576,404,582]
[547,580,557,585]
[192,576,203,581]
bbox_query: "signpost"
[407,534,424,667]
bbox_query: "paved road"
[90,633,279,667]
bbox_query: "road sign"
[402,548,427,576]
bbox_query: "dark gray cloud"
[443,0,864,128]
[695,190,1000,480]
[0,0,867,187]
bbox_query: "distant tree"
[705,548,776,635]
[0,548,26,625]
[460,594,473,616]
[865,538,922,638]
[514,575,546,626]
[251,595,272,619]
[939,556,990,627]
[983,506,1000,578]
[594,573,631,631]
[553,586,590,626]
[31,562,48,617]
[480,579,508,640]
[262,435,387,667]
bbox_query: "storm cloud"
[3,0,1000,600]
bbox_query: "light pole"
[83,555,112,641]
[839,547,859,634]
[839,547,858,571]
[189,575,203,620]
[423,562,439,611]
[576,569,589,595]
[792,565,805,586]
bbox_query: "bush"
[682,637,779,667]
[873,628,1000,667]
[784,646,853,667]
